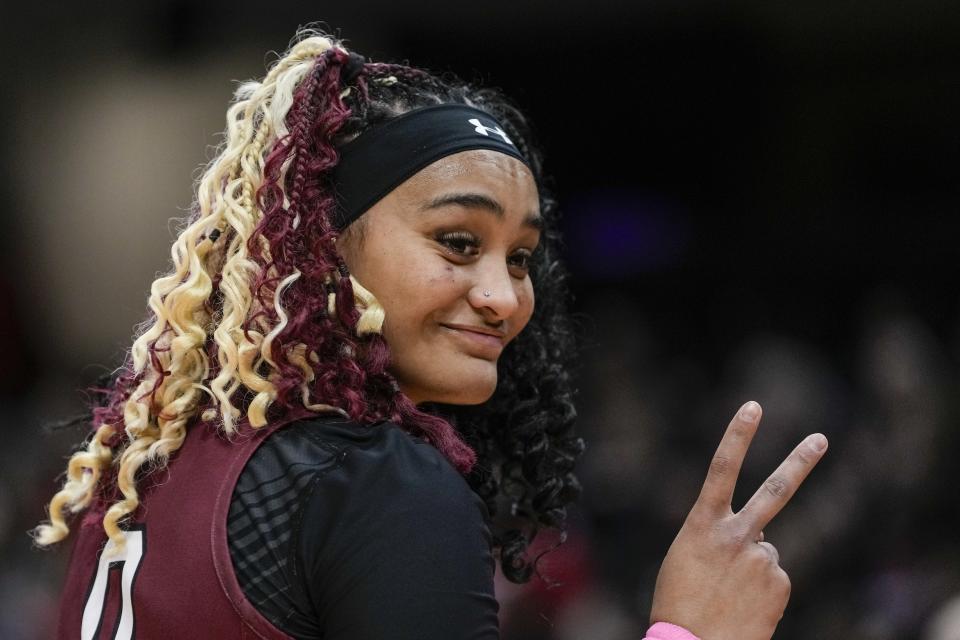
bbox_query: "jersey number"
[81,527,146,640]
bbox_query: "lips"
[440,323,506,358]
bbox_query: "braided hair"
[35,29,582,584]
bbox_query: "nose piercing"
[483,290,492,298]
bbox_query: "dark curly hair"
[332,48,583,583]
[36,31,582,585]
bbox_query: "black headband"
[330,104,530,229]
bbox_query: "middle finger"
[738,433,828,534]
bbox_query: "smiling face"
[336,149,542,405]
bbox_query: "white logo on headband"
[468,118,514,146]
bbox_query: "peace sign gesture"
[649,401,828,640]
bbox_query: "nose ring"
[483,290,492,298]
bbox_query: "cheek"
[426,262,456,288]
[379,258,459,338]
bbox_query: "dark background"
[1,2,959,638]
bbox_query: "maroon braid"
[243,49,476,473]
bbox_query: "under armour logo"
[468,118,514,146]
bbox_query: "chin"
[408,362,499,406]
[445,383,497,405]
[447,359,499,404]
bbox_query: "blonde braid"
[209,38,340,433]
[35,33,367,550]
[33,424,114,545]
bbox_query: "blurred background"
[2,2,959,638]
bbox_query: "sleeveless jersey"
[56,409,318,640]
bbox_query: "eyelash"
[437,231,480,256]
[435,231,535,275]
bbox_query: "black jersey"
[227,416,500,639]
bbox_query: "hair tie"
[340,52,367,85]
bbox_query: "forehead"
[395,149,540,213]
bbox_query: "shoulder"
[231,414,494,631]
[234,413,485,541]
[291,417,499,635]
[282,415,493,561]
[282,414,486,523]
[244,414,488,534]
[246,413,456,474]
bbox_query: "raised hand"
[649,401,828,640]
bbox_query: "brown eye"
[437,231,480,257]
[508,250,533,275]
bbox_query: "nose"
[467,256,520,321]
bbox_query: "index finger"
[694,401,763,513]
[738,433,829,534]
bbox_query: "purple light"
[564,189,690,277]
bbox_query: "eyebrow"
[421,192,543,230]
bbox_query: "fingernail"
[809,434,828,452]
[739,401,760,421]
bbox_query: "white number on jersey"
[81,527,146,640]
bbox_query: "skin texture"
[650,401,829,639]
[336,149,542,405]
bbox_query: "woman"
[36,31,827,640]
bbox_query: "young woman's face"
[337,149,541,405]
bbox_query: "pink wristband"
[643,621,701,640]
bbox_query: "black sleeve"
[296,423,500,640]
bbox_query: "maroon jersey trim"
[210,406,327,639]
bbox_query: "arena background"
[2,2,959,638]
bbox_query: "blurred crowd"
[492,285,960,640]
